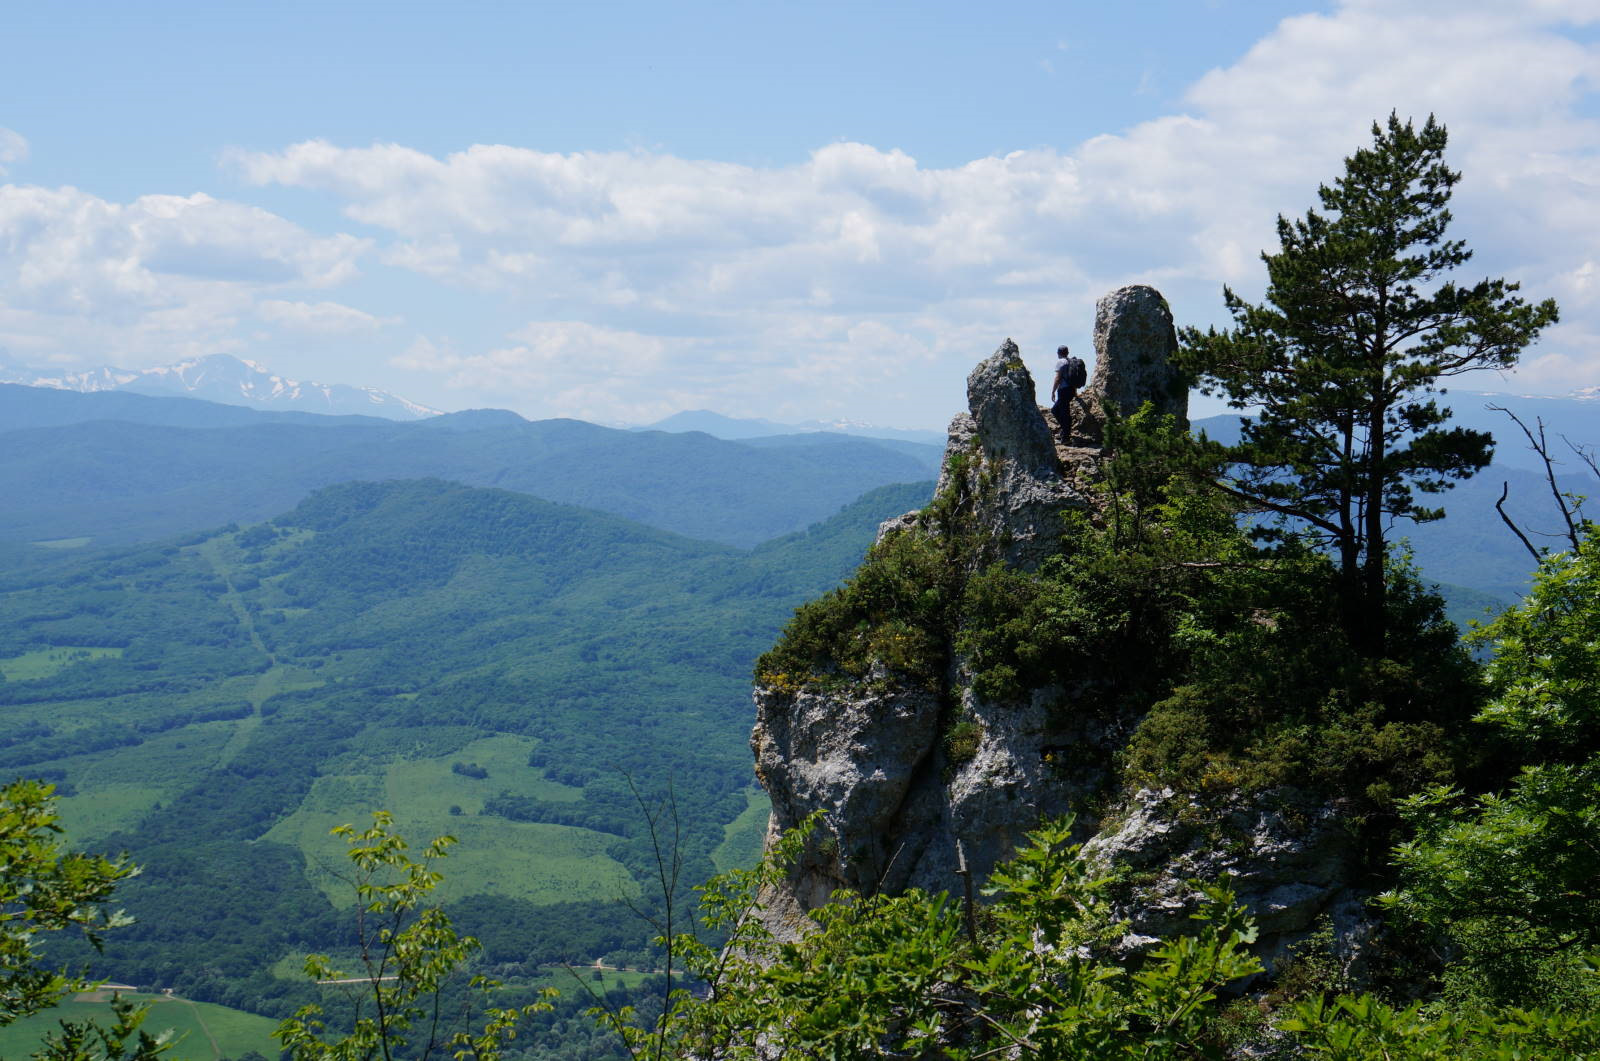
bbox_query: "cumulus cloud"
[12,0,1600,419]
[222,0,1600,420]
[228,139,1086,301]
[257,299,396,333]
[0,185,370,366]
[0,128,26,176]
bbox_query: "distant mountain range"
[3,375,1595,606]
[0,353,438,421]
[1194,389,1599,475]
[642,409,947,447]
[0,383,940,549]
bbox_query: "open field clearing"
[0,992,279,1060]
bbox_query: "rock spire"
[1062,283,1188,446]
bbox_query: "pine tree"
[1179,113,1559,655]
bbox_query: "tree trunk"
[1337,416,1361,651]
[1361,400,1388,657]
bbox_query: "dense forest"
[0,477,933,1057]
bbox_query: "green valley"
[0,476,932,1022]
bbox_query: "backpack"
[1063,356,1087,390]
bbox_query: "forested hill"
[0,477,933,1014]
[0,385,942,549]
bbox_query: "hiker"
[1051,345,1086,445]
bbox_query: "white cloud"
[0,184,370,366]
[257,299,395,333]
[0,128,26,176]
[229,137,1093,322]
[224,1,1600,422]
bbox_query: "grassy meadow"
[0,992,279,1061]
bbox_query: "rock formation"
[752,338,1100,939]
[750,284,1372,975]
[1083,788,1370,974]
[929,340,1089,571]
[1060,283,1187,447]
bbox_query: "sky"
[3,0,1599,429]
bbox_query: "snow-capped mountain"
[0,354,439,420]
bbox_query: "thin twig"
[564,962,643,1061]
[1490,405,1580,551]
[1496,482,1542,563]
[1565,435,1600,483]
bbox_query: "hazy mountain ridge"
[0,386,939,549]
[0,381,392,430]
[641,408,946,446]
[1195,390,1600,475]
[0,352,438,420]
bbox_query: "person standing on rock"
[1051,345,1087,445]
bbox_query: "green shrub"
[944,718,983,766]
[755,526,958,693]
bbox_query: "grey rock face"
[967,341,1061,478]
[751,667,945,937]
[1083,787,1374,977]
[753,339,1104,939]
[1071,284,1187,445]
[753,668,1118,942]
[878,344,1088,567]
[933,412,977,498]
[933,341,1088,571]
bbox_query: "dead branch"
[1489,404,1580,551]
[1497,481,1542,563]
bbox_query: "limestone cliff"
[750,284,1372,974]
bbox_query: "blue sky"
[3,1,1598,427]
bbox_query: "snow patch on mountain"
[0,353,438,420]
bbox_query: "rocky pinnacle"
[1090,283,1187,425]
[751,287,1372,978]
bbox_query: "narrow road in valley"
[179,998,223,1059]
[200,539,284,768]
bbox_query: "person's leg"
[1052,399,1072,444]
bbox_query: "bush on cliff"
[585,809,1600,1058]
[762,400,1486,830]
[594,815,1266,1059]
[1383,527,1600,1011]
[754,457,974,694]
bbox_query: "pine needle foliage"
[1178,114,1558,656]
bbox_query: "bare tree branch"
[1562,434,1600,491]
[1497,482,1542,563]
[1490,405,1580,551]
